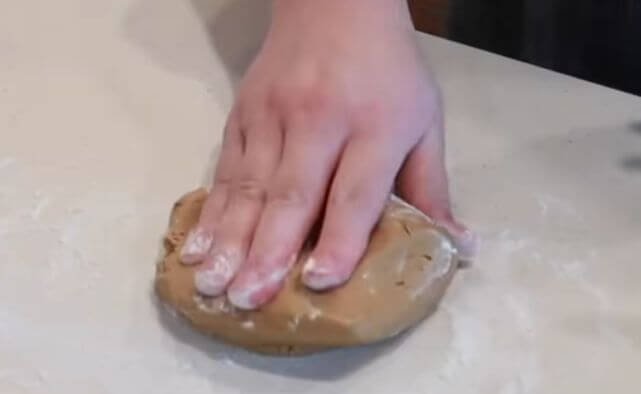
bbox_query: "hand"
[180,0,476,310]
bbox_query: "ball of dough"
[155,189,459,356]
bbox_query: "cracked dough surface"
[155,189,459,356]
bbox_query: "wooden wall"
[407,0,449,35]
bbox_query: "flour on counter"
[0,156,16,170]
[536,194,580,219]
[30,193,51,220]
[433,228,543,393]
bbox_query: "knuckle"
[326,185,384,219]
[214,176,233,189]
[235,178,266,202]
[269,185,311,208]
[351,101,386,132]
[327,187,365,209]
[268,81,334,117]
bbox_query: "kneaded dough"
[155,189,459,356]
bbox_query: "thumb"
[397,126,478,261]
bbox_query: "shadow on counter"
[191,0,270,89]
[149,285,408,381]
[123,0,270,187]
[622,122,641,172]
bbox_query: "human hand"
[181,0,477,310]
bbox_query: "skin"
[181,0,477,310]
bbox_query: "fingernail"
[194,249,240,296]
[227,254,296,310]
[302,257,346,291]
[437,221,479,261]
[455,229,480,261]
[180,227,213,264]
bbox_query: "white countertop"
[1,1,640,393]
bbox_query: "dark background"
[408,0,641,96]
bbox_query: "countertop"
[1,1,640,393]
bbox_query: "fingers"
[194,112,283,296]
[181,112,242,264]
[397,119,478,260]
[227,114,345,309]
[301,134,407,290]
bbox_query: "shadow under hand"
[622,122,641,172]
[124,0,270,185]
[124,0,269,91]
[621,156,641,172]
[151,289,406,381]
[191,0,271,89]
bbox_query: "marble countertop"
[1,1,640,393]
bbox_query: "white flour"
[0,156,16,171]
[30,192,50,220]
[431,229,543,393]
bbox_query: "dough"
[155,189,459,356]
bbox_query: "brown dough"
[155,189,459,356]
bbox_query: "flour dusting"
[288,314,302,331]
[307,305,323,321]
[241,320,255,330]
[30,193,50,220]
[0,156,16,170]
[181,228,214,263]
[434,228,543,393]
